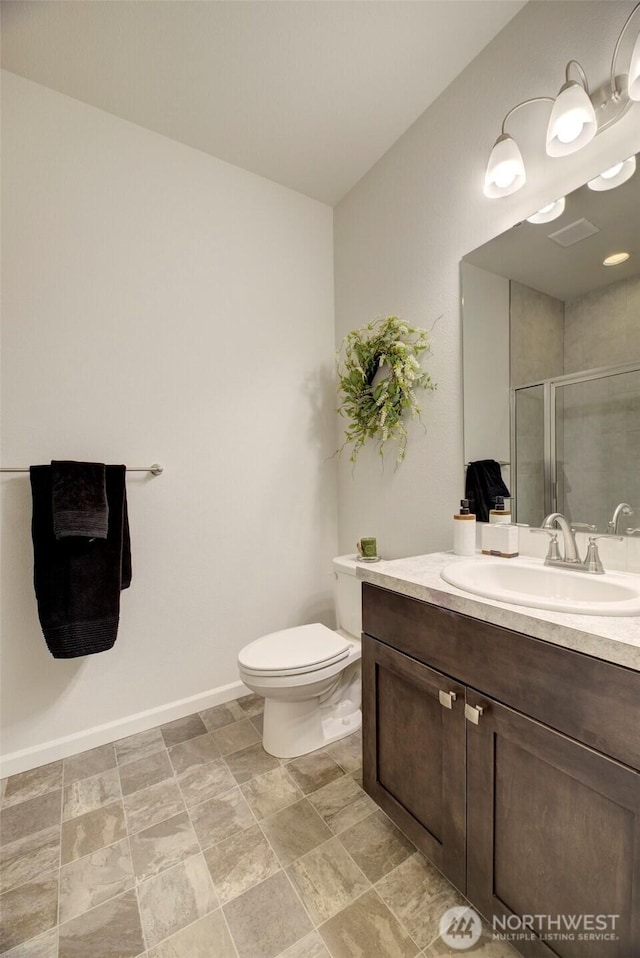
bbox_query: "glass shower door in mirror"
[513,383,547,527]
[554,366,640,534]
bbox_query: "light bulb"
[555,110,585,144]
[493,163,518,189]
[587,155,636,191]
[546,81,596,157]
[526,197,566,224]
[483,134,526,198]
[601,162,624,180]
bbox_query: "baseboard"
[0,680,251,778]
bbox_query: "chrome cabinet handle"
[465,703,485,725]
[438,690,457,709]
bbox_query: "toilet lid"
[238,623,350,676]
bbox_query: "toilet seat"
[238,623,350,677]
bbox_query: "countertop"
[356,551,640,673]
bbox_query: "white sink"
[441,556,640,616]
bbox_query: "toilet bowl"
[237,555,362,758]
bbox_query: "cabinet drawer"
[362,583,640,771]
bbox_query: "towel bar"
[0,463,164,476]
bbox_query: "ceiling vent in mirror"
[548,218,599,248]
[482,3,640,198]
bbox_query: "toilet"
[237,555,362,758]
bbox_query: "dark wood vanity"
[362,582,640,958]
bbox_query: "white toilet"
[237,555,362,758]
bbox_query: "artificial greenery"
[336,315,436,465]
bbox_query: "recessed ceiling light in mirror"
[588,156,636,191]
[603,252,631,267]
[526,197,566,224]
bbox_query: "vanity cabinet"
[362,583,640,958]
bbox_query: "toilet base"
[262,696,361,759]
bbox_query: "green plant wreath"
[336,316,436,465]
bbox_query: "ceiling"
[464,154,640,301]
[0,0,525,205]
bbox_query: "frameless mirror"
[461,153,640,535]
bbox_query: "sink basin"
[440,556,640,616]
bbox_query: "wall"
[510,280,564,524]
[1,72,336,773]
[562,275,640,530]
[510,281,564,386]
[334,0,640,560]
[560,369,640,532]
[460,263,510,485]
[564,274,640,374]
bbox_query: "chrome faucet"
[608,503,633,535]
[542,513,580,563]
[532,513,623,573]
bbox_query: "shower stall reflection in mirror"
[511,360,640,534]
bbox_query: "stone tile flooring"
[0,695,518,958]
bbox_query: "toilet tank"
[332,555,362,638]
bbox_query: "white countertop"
[356,551,640,673]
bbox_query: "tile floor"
[1,695,518,958]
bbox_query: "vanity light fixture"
[526,197,566,224]
[483,2,640,198]
[630,30,640,98]
[483,133,526,197]
[587,155,637,190]
[603,252,631,266]
[545,63,597,157]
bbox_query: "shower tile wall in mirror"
[461,153,640,536]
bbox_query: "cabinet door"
[466,693,640,958]
[362,634,466,890]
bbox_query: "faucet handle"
[530,528,561,562]
[570,522,597,532]
[584,535,623,575]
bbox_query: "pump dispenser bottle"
[453,499,476,556]
[489,496,511,525]
[489,496,511,524]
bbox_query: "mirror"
[461,154,640,535]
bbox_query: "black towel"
[30,464,131,658]
[465,459,511,523]
[52,460,108,539]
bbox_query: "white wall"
[460,262,510,484]
[335,1,640,560]
[1,72,337,772]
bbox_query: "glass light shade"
[629,32,640,101]
[526,197,566,224]
[588,155,636,191]
[483,134,526,198]
[546,81,597,157]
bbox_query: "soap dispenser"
[453,499,476,556]
[489,496,511,524]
